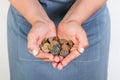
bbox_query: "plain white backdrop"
[0,0,120,80]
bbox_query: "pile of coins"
[39,37,73,57]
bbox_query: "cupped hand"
[27,21,57,62]
[53,21,88,70]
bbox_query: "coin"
[50,45,61,55]
[40,37,74,57]
[41,42,50,53]
[60,49,69,57]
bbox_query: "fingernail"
[32,49,38,56]
[53,64,56,68]
[80,48,85,54]
[58,65,63,70]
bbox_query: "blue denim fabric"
[7,0,110,80]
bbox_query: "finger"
[70,47,76,52]
[27,33,41,55]
[61,50,80,67]
[57,63,63,70]
[77,35,88,48]
[52,56,63,69]
[54,56,60,62]
[59,56,64,62]
[36,51,54,60]
[77,44,85,54]
[52,62,58,68]
[71,42,86,55]
[71,37,79,44]
[27,33,38,50]
[31,49,39,56]
[42,59,53,62]
[70,45,78,52]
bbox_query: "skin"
[9,0,107,70]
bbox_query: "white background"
[0,0,120,80]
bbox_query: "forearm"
[61,0,106,24]
[9,0,51,25]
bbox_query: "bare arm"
[9,0,51,25]
[9,0,57,62]
[56,0,107,70]
[61,0,107,24]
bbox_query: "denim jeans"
[7,0,110,80]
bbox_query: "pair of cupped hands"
[27,20,88,70]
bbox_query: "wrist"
[60,19,82,26]
[31,18,53,27]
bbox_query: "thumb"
[27,33,41,56]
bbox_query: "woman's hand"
[27,21,57,62]
[52,21,88,70]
